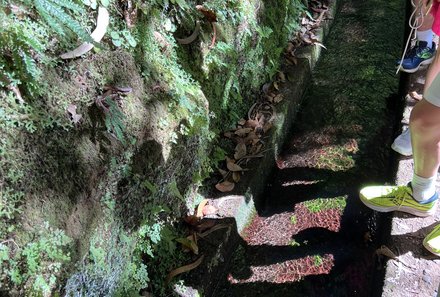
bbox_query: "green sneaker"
[359,184,438,217]
[423,224,440,256]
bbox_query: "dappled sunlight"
[228,254,334,284]
[243,196,347,245]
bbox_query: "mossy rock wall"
[0,0,306,295]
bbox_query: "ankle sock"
[416,29,434,48]
[412,174,437,202]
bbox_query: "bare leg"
[410,49,440,179]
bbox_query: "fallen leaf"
[166,255,204,284]
[224,131,234,138]
[238,118,246,126]
[263,122,273,133]
[234,143,247,160]
[278,71,286,82]
[273,94,283,103]
[314,42,327,49]
[176,234,198,254]
[176,21,201,45]
[196,199,208,218]
[218,168,228,178]
[410,91,423,101]
[226,157,243,171]
[244,119,260,129]
[202,205,218,216]
[232,171,241,182]
[195,5,217,22]
[67,104,82,124]
[215,180,235,192]
[235,128,253,137]
[184,215,200,226]
[60,7,109,59]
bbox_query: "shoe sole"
[398,56,435,73]
[359,193,435,217]
[391,142,412,157]
[423,239,440,257]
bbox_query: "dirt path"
[212,0,406,296]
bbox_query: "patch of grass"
[289,239,300,247]
[313,255,323,267]
[316,146,355,171]
[290,215,297,225]
[303,196,347,213]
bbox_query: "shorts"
[431,2,440,35]
[425,72,440,107]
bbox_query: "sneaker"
[359,184,438,217]
[391,128,412,156]
[397,41,436,73]
[423,224,440,256]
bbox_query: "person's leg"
[399,0,436,73]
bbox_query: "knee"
[410,103,432,133]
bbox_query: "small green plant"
[303,196,347,213]
[104,97,126,144]
[313,255,323,267]
[110,30,137,48]
[289,239,300,247]
[0,222,72,296]
[290,215,297,225]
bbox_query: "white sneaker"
[391,128,412,156]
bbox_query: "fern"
[104,97,126,144]
[33,0,94,44]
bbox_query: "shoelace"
[396,0,430,73]
[388,187,409,209]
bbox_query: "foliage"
[303,196,347,213]
[0,222,72,296]
[104,97,126,144]
[0,0,93,97]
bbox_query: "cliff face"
[0,0,306,295]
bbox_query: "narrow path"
[215,0,405,296]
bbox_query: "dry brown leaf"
[176,21,201,45]
[410,91,423,101]
[232,171,241,182]
[287,55,298,65]
[235,128,253,137]
[166,255,204,284]
[314,42,327,49]
[215,180,235,192]
[195,5,217,22]
[202,205,218,216]
[184,215,200,226]
[278,71,286,82]
[234,143,247,160]
[196,199,209,218]
[273,94,283,103]
[218,168,228,178]
[176,234,198,255]
[224,131,234,138]
[60,7,109,59]
[263,122,273,133]
[245,119,260,129]
[273,81,279,90]
[67,104,82,124]
[244,131,259,144]
[227,161,243,172]
[238,118,246,126]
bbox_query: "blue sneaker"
[397,41,436,73]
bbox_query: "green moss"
[303,196,347,213]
